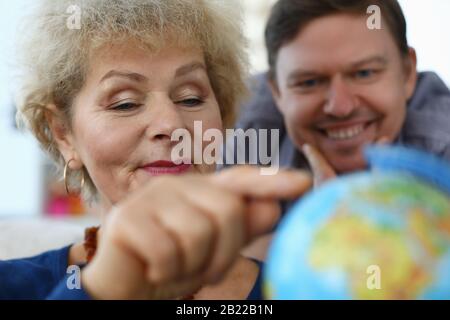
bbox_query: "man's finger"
[376,136,390,145]
[302,144,336,187]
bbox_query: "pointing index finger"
[211,166,312,200]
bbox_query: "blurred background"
[0,0,449,224]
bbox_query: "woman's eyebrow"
[175,62,207,78]
[99,70,149,84]
[99,62,206,84]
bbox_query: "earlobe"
[45,104,66,141]
[268,78,284,114]
[45,104,82,169]
[404,47,418,100]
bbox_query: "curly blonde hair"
[16,0,249,202]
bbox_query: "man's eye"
[298,79,320,88]
[111,102,140,111]
[355,69,375,79]
[177,98,204,107]
[293,78,326,91]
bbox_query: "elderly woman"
[0,0,311,300]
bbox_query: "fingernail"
[302,144,310,154]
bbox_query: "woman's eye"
[110,102,140,111]
[177,98,204,107]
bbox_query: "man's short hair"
[265,0,409,79]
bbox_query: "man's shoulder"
[402,72,450,160]
[236,73,284,131]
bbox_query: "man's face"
[272,13,417,173]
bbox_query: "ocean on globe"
[264,146,450,300]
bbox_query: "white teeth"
[326,124,365,140]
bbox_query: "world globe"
[264,146,450,299]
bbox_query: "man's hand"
[301,144,336,188]
[302,137,390,187]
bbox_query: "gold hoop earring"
[64,159,85,196]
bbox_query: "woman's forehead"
[87,42,205,75]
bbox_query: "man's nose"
[145,95,186,142]
[323,76,357,118]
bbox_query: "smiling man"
[236,0,450,188]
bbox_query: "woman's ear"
[45,104,82,169]
[403,47,418,101]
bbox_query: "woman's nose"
[323,76,357,118]
[144,96,186,142]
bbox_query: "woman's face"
[64,43,223,207]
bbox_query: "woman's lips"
[140,160,192,176]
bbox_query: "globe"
[264,146,450,299]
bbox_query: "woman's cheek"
[181,108,222,173]
[78,121,138,195]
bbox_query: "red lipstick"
[141,160,192,176]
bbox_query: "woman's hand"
[81,166,311,299]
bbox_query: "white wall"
[398,0,450,86]
[0,0,42,217]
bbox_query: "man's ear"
[268,76,284,115]
[403,47,418,101]
[46,104,82,170]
